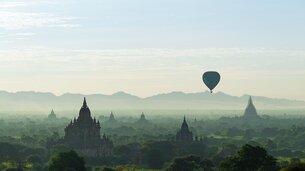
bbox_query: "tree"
[0,142,21,162]
[167,155,202,171]
[142,141,175,169]
[26,154,43,171]
[220,144,279,171]
[64,168,76,171]
[200,159,215,171]
[244,129,255,139]
[5,169,20,171]
[114,143,141,164]
[226,127,243,137]
[50,144,71,157]
[290,158,301,165]
[102,168,115,171]
[48,150,85,171]
[280,162,305,171]
[265,139,277,150]
[167,155,215,171]
[26,155,42,165]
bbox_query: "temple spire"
[243,96,260,120]
[83,97,87,108]
[176,116,193,142]
[48,109,56,119]
[110,111,115,119]
[248,96,253,105]
[141,112,145,119]
[181,116,189,129]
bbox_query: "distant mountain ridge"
[0,90,304,112]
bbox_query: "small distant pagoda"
[135,112,150,125]
[243,96,261,120]
[108,112,117,123]
[48,109,56,119]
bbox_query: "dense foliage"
[0,114,305,170]
[48,150,85,171]
[220,144,279,171]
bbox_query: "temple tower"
[176,116,193,142]
[243,96,261,120]
[64,98,113,157]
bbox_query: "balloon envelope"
[202,71,221,93]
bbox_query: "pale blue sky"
[0,0,305,100]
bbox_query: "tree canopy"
[48,150,85,171]
[220,144,279,171]
[167,155,215,171]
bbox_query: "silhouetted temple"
[176,116,193,142]
[243,96,261,120]
[64,98,113,157]
[48,109,56,119]
[140,112,146,120]
[108,112,117,123]
[135,112,149,124]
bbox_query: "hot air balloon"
[202,71,221,93]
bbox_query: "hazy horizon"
[0,90,304,114]
[0,89,304,102]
